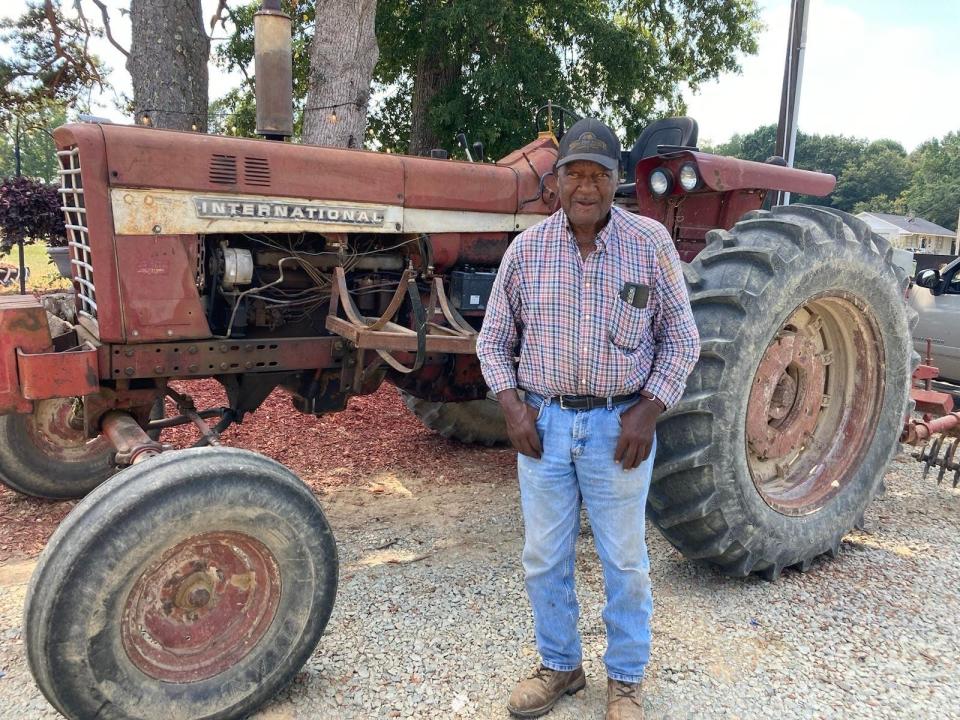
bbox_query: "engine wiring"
[212,232,421,335]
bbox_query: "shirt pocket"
[608,299,650,351]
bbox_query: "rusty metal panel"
[401,156,517,213]
[94,123,404,205]
[115,234,212,342]
[912,387,954,416]
[18,347,99,400]
[107,337,337,379]
[0,296,53,413]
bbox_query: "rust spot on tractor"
[229,571,257,592]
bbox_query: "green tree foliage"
[0,103,66,183]
[214,0,761,157]
[0,1,104,111]
[0,2,102,184]
[898,133,960,231]
[832,140,912,212]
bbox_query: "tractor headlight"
[678,162,700,191]
[649,168,673,197]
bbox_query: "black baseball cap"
[556,117,621,171]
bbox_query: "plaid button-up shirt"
[476,205,700,408]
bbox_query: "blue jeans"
[517,393,655,684]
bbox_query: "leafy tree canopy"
[899,133,960,232]
[832,139,912,213]
[215,0,761,157]
[0,103,67,183]
[712,124,959,231]
[0,1,104,119]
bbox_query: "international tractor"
[2,7,947,720]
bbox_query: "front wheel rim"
[121,531,282,683]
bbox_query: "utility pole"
[15,116,26,295]
[775,0,810,207]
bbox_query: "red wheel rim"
[745,293,884,515]
[24,398,111,463]
[121,531,281,683]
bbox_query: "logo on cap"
[569,131,608,154]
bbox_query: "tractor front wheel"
[25,447,338,720]
[651,206,914,579]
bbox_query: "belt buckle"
[559,395,572,410]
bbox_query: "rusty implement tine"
[924,436,942,481]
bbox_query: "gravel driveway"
[0,447,957,719]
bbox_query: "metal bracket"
[325,267,478,378]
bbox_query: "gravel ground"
[0,447,957,719]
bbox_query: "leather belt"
[557,393,638,410]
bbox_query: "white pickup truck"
[911,255,960,384]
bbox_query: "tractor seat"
[620,117,699,186]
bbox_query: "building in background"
[856,212,957,255]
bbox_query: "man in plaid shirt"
[477,117,699,720]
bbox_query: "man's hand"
[498,389,542,459]
[614,396,663,470]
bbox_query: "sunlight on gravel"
[0,394,957,719]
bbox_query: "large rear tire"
[25,447,338,720]
[650,206,913,579]
[400,391,508,446]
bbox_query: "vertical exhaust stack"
[255,0,293,141]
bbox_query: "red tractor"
[0,109,917,719]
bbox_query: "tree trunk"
[408,46,460,156]
[127,0,209,132]
[302,0,378,148]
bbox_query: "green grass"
[0,242,72,295]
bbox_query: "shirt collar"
[559,205,619,253]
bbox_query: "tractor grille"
[57,147,97,322]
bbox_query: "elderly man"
[476,117,699,720]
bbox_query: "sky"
[4,0,959,152]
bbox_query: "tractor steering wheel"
[534,104,581,141]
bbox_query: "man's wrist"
[496,388,524,409]
[638,389,666,412]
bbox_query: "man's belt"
[557,393,638,410]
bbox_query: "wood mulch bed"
[0,382,513,564]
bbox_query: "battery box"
[451,270,497,311]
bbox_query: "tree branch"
[90,0,129,57]
[43,0,68,94]
[210,0,230,35]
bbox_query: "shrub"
[0,176,66,256]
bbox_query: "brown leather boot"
[606,678,644,720]
[507,665,586,718]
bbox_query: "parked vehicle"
[911,256,960,385]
